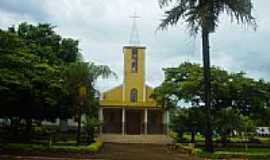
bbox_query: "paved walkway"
[93,143,200,160]
[0,143,200,160]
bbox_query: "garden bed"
[0,139,103,154]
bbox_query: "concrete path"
[92,143,199,160]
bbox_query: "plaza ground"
[0,143,199,160]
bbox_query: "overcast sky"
[0,0,269,91]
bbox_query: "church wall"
[102,85,123,102]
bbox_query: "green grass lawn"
[175,132,270,144]
[176,143,270,159]
[171,132,270,159]
[199,147,270,159]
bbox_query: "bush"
[87,139,103,153]
[176,143,201,156]
[197,147,270,159]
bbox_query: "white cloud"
[0,0,269,91]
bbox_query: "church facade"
[99,46,169,135]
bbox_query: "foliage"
[83,116,101,144]
[158,0,256,152]
[170,107,206,142]
[215,108,247,144]
[198,147,270,159]
[0,22,116,145]
[87,139,103,152]
[176,143,200,156]
[64,61,116,144]
[0,23,80,122]
[2,140,103,153]
[15,22,80,64]
[154,62,270,142]
[158,0,256,34]
[154,62,270,124]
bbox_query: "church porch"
[99,107,169,135]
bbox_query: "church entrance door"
[126,110,142,134]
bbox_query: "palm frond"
[223,0,256,29]
[88,62,117,80]
[158,0,256,34]
[158,3,187,30]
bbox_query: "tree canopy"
[0,23,113,124]
[158,0,256,34]
[155,62,270,144]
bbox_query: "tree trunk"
[191,130,196,143]
[11,117,19,136]
[26,118,32,142]
[202,27,213,152]
[221,134,228,147]
[76,106,82,145]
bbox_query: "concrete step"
[99,134,174,144]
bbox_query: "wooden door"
[126,110,141,134]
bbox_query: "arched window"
[130,88,138,102]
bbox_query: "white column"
[166,110,170,124]
[122,108,125,135]
[144,108,148,135]
[98,108,103,134]
[163,110,170,134]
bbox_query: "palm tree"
[65,62,116,144]
[158,0,256,152]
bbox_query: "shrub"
[87,139,103,153]
[176,143,201,156]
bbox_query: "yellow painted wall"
[102,85,123,102]
[123,46,145,102]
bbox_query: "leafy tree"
[0,23,80,139]
[171,107,205,142]
[0,31,63,119]
[154,62,232,110]
[170,108,189,140]
[153,62,270,146]
[158,0,256,152]
[13,22,80,64]
[229,74,270,125]
[215,107,243,145]
[240,115,256,139]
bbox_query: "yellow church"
[98,45,169,136]
[97,14,171,144]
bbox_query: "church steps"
[99,134,173,145]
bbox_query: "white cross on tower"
[129,11,141,46]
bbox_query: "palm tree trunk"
[76,105,82,145]
[202,27,213,152]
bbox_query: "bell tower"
[123,46,145,103]
[121,12,146,103]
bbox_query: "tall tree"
[0,23,80,139]
[158,0,256,152]
[64,62,116,144]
